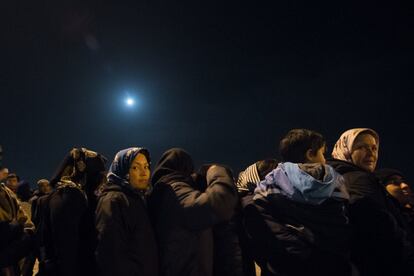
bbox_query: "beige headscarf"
[332,128,379,163]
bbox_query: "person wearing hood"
[148,148,237,276]
[328,128,414,275]
[36,147,107,276]
[95,147,159,276]
[376,168,414,238]
[252,129,351,276]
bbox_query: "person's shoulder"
[99,188,130,207]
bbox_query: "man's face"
[0,169,8,182]
[6,177,18,192]
[38,182,52,194]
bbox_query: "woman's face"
[385,176,414,206]
[128,153,150,190]
[351,133,378,172]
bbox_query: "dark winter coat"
[95,183,159,276]
[36,181,96,276]
[328,158,414,276]
[95,146,158,276]
[149,148,238,276]
[36,148,107,276]
[250,163,352,276]
[0,184,34,269]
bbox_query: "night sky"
[2,1,413,185]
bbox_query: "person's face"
[6,177,19,192]
[128,153,150,190]
[0,169,8,181]
[38,182,52,194]
[306,145,326,164]
[385,176,414,206]
[351,134,378,172]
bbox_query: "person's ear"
[305,149,314,163]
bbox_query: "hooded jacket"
[148,148,237,276]
[36,148,107,276]
[252,162,351,276]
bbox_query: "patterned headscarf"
[332,128,379,162]
[107,147,150,189]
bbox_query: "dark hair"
[17,181,33,202]
[256,159,279,180]
[279,129,325,163]
[6,173,20,181]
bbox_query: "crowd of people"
[1,127,414,276]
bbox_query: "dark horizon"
[1,1,413,186]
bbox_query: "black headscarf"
[375,168,405,186]
[50,148,107,192]
[151,148,195,187]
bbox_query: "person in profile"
[252,129,351,275]
[95,147,159,276]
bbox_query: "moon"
[125,97,135,106]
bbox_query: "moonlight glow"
[125,97,135,106]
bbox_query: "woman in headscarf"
[95,147,159,276]
[148,148,237,276]
[36,147,107,276]
[328,128,414,275]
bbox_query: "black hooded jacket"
[95,182,159,276]
[328,158,414,276]
[148,148,237,276]
[36,148,106,276]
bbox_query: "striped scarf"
[237,163,261,193]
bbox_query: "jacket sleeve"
[95,193,131,276]
[171,165,237,231]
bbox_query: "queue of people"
[1,128,414,276]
